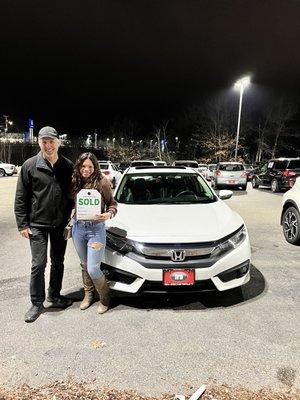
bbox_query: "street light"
[3,115,13,136]
[234,76,250,161]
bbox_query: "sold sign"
[76,189,102,220]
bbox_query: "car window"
[272,160,288,169]
[218,164,244,171]
[99,164,109,170]
[288,160,300,169]
[116,173,216,204]
[208,165,216,171]
[175,162,198,168]
[131,161,155,166]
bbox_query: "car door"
[257,162,269,184]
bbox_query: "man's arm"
[14,164,31,233]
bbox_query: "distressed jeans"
[29,226,67,304]
[72,221,106,279]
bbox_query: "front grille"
[141,280,216,293]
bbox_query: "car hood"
[106,201,244,243]
[0,163,14,168]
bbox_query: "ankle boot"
[80,264,94,310]
[92,276,110,314]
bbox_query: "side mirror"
[218,190,233,200]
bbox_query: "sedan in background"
[98,161,122,187]
[211,162,247,190]
[103,166,251,295]
[0,161,17,177]
[281,177,300,245]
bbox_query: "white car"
[0,161,17,177]
[203,164,217,181]
[98,161,122,187]
[281,177,300,245]
[212,162,247,190]
[103,166,251,294]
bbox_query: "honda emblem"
[170,250,186,262]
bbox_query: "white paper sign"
[76,189,101,220]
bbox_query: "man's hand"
[20,228,32,239]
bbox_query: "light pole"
[3,115,13,137]
[234,76,250,161]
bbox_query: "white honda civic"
[103,166,251,294]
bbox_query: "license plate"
[163,269,195,286]
[227,180,236,184]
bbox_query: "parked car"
[281,177,300,245]
[252,158,300,192]
[197,163,208,175]
[243,164,255,181]
[173,160,199,168]
[98,161,122,187]
[130,160,156,167]
[118,162,131,173]
[0,161,17,177]
[102,166,251,294]
[211,162,247,190]
[203,164,217,181]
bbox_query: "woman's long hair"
[71,152,102,197]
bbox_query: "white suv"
[0,161,17,177]
[98,161,122,187]
[281,177,300,245]
[103,166,251,294]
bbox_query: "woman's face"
[80,158,94,179]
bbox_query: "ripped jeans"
[72,221,106,279]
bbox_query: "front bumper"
[102,235,251,294]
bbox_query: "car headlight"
[106,231,134,254]
[211,225,246,257]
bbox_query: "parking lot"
[0,176,299,395]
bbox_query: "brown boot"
[92,276,110,314]
[80,263,94,310]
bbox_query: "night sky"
[1,0,300,135]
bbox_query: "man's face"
[38,138,60,159]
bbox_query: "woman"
[71,153,117,314]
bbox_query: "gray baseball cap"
[38,126,59,139]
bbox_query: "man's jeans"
[29,226,67,304]
[72,221,106,279]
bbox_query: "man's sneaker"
[46,295,72,308]
[24,304,44,323]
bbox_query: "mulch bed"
[0,380,299,400]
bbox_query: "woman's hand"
[95,212,111,221]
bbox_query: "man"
[15,126,74,322]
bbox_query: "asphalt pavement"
[0,176,299,396]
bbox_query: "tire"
[271,179,280,193]
[0,168,5,177]
[241,184,247,191]
[282,206,300,245]
[252,177,259,188]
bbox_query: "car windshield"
[219,164,244,171]
[175,162,198,168]
[131,161,154,166]
[99,164,109,170]
[116,173,217,204]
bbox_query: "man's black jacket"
[14,152,74,230]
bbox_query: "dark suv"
[252,158,300,192]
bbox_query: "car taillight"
[216,170,222,176]
[241,171,247,177]
[282,169,296,177]
[102,171,110,175]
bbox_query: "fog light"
[217,260,250,282]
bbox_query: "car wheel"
[282,206,300,245]
[271,179,280,193]
[241,184,247,191]
[0,168,5,177]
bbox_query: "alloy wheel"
[283,210,298,241]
